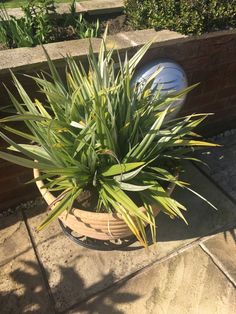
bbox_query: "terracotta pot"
[33,168,176,240]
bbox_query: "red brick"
[191,65,228,84]
[217,86,236,99]
[190,92,218,108]
[0,172,34,193]
[224,62,236,74]
[162,42,199,60]
[0,163,30,179]
[224,72,236,87]
[0,184,39,210]
[182,56,211,71]
[202,77,227,93]
[182,98,228,116]
[17,171,34,184]
[211,50,236,66]
[0,176,22,194]
[198,35,236,53]
[184,83,203,98]
[227,94,236,105]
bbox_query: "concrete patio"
[1,160,236,314]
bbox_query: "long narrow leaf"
[102,162,145,177]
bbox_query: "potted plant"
[0,36,217,247]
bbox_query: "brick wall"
[141,30,236,135]
[0,161,38,209]
[1,29,236,210]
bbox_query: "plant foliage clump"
[0,36,217,246]
[0,0,100,48]
[125,0,236,35]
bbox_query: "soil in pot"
[75,187,99,212]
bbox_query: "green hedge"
[125,0,236,35]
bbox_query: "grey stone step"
[5,0,124,19]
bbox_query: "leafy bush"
[0,0,100,48]
[22,0,56,44]
[0,36,217,246]
[0,8,31,47]
[125,0,236,35]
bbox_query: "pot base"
[59,220,146,251]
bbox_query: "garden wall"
[145,30,236,134]
[1,27,236,210]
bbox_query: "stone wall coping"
[0,29,186,74]
[1,27,236,75]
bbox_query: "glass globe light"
[132,59,188,119]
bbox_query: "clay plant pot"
[33,168,176,241]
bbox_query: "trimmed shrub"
[125,0,236,35]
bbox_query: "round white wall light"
[132,59,188,119]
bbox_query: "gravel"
[0,197,45,218]
[196,129,236,201]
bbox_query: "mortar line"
[60,226,235,314]
[21,209,57,314]
[118,33,138,47]
[1,232,61,268]
[199,242,236,288]
[20,159,236,313]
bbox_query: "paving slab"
[202,228,236,283]
[73,246,236,314]
[78,0,124,15]
[23,163,236,312]
[0,211,53,314]
[24,199,194,313]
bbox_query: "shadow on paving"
[223,228,236,243]
[155,204,236,244]
[0,197,42,232]
[0,260,140,314]
[1,162,236,313]
[0,261,51,314]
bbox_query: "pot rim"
[33,168,177,218]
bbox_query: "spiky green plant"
[0,36,217,246]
